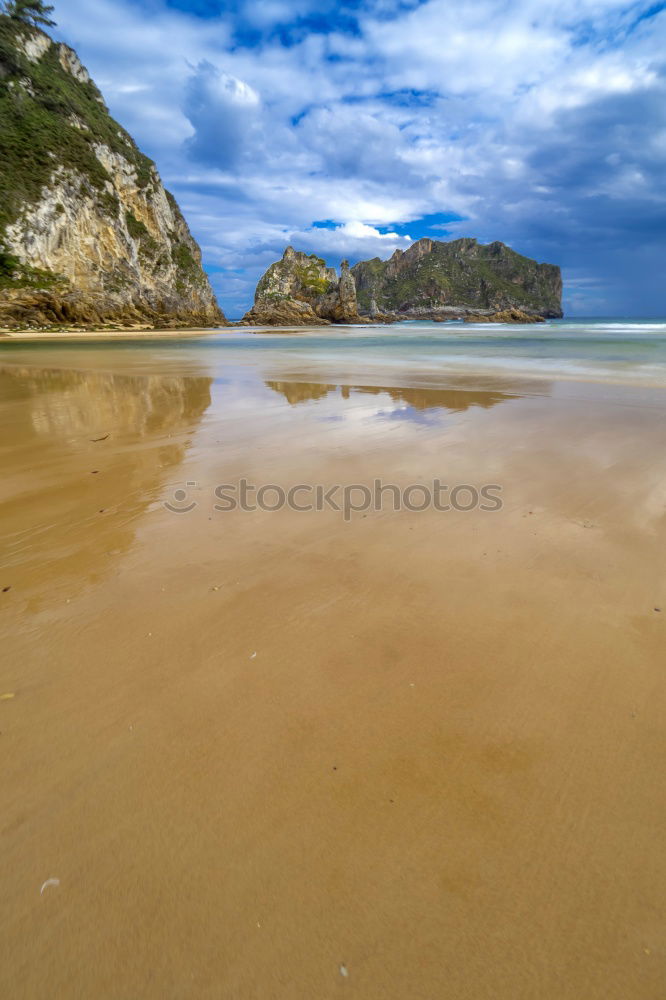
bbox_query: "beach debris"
[339,965,349,978]
[2,586,10,593]
[90,470,99,474]
[40,878,60,895]
[249,651,257,659]
[90,435,109,442]
[1,693,15,701]
[654,607,662,613]
[211,586,220,592]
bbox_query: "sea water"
[2,318,666,389]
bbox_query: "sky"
[50,0,666,317]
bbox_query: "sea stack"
[241,247,365,326]
[352,237,562,319]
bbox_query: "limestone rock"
[241,247,365,326]
[464,308,546,324]
[352,237,562,318]
[240,297,330,327]
[0,17,225,329]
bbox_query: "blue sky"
[50,0,666,316]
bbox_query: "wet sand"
[1,347,665,998]
[0,326,225,341]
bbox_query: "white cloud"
[338,222,410,241]
[288,220,412,261]
[184,62,261,169]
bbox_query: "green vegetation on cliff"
[0,13,223,327]
[0,245,62,288]
[294,260,333,296]
[243,246,362,325]
[352,238,562,317]
[0,15,154,238]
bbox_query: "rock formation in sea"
[0,15,225,329]
[464,308,546,324]
[352,238,562,320]
[241,247,365,326]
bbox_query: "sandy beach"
[1,334,665,998]
[0,326,227,340]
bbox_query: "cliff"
[352,238,562,319]
[241,247,364,326]
[0,16,225,329]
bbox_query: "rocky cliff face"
[241,247,364,326]
[352,238,562,318]
[0,16,225,329]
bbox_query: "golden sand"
[1,354,665,998]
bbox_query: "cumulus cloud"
[184,62,261,169]
[290,221,412,259]
[51,0,666,315]
[337,222,411,242]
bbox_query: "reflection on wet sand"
[0,366,212,606]
[264,378,537,413]
[2,350,666,1000]
[353,383,521,412]
[264,381,338,405]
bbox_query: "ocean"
[3,318,666,389]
